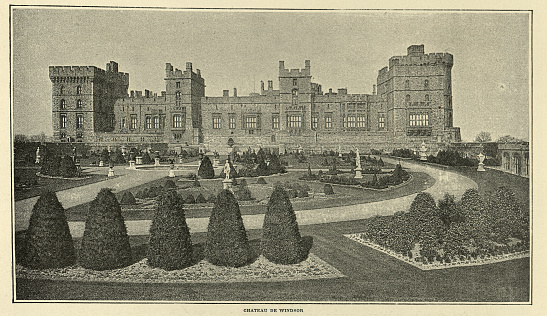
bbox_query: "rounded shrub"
[120,191,137,205]
[324,184,334,195]
[59,155,78,178]
[79,188,132,270]
[195,193,207,204]
[22,191,76,269]
[184,194,196,204]
[409,192,437,216]
[41,154,61,176]
[148,190,193,270]
[261,186,308,264]
[256,159,269,176]
[198,156,215,179]
[205,190,253,267]
[256,177,267,185]
[164,179,177,189]
[235,185,253,201]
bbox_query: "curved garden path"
[15,158,477,237]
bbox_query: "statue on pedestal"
[354,148,363,179]
[477,153,486,172]
[419,141,428,161]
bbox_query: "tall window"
[312,115,318,129]
[229,114,236,129]
[293,78,297,86]
[292,89,298,105]
[76,85,82,95]
[425,94,430,102]
[153,116,159,129]
[325,113,333,129]
[60,114,67,129]
[145,116,152,129]
[409,113,429,126]
[378,114,385,130]
[173,114,183,128]
[346,115,356,128]
[288,115,302,128]
[245,116,257,129]
[76,99,82,108]
[130,115,137,130]
[272,115,279,129]
[175,91,181,100]
[405,94,411,103]
[59,86,64,95]
[120,118,126,129]
[213,115,222,129]
[60,99,66,109]
[357,115,366,128]
[176,81,181,89]
[424,79,429,89]
[405,80,410,89]
[76,114,84,129]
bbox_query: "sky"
[11,8,530,142]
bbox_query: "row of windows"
[59,113,84,129]
[405,94,430,103]
[409,113,430,126]
[60,99,83,109]
[342,115,367,128]
[58,85,83,95]
[119,114,185,130]
[405,79,429,90]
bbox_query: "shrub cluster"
[391,148,415,159]
[41,150,79,178]
[198,156,215,179]
[427,150,476,167]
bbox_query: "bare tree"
[474,131,492,143]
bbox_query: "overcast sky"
[12,8,530,142]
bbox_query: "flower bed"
[16,253,344,284]
[344,233,529,271]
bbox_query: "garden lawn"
[14,167,109,201]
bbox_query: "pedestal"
[129,160,136,169]
[108,167,115,177]
[168,169,176,178]
[135,156,142,165]
[354,168,363,179]
[420,153,428,161]
[213,158,220,167]
[99,160,104,167]
[222,178,233,191]
[154,158,160,166]
[477,162,485,172]
[35,155,41,164]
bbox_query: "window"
[378,114,385,129]
[346,115,355,128]
[174,133,182,140]
[173,114,183,128]
[60,99,66,109]
[175,91,181,100]
[60,113,67,128]
[76,99,82,108]
[425,94,430,102]
[293,78,297,86]
[229,114,236,129]
[176,81,181,89]
[130,115,137,130]
[111,117,115,129]
[405,94,411,103]
[272,115,279,129]
[120,118,126,129]
[424,79,429,89]
[325,113,333,129]
[245,116,257,129]
[145,116,152,129]
[357,115,366,128]
[405,80,410,89]
[288,115,302,128]
[312,115,318,129]
[76,114,84,129]
[213,115,222,129]
[76,132,83,139]
[409,113,429,126]
[59,86,64,95]
[60,132,66,139]
[153,116,159,129]
[76,85,82,95]
[292,89,298,105]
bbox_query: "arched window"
[292,89,298,105]
[425,94,430,101]
[424,79,429,89]
[59,86,64,95]
[175,91,181,100]
[76,99,82,108]
[76,85,82,95]
[60,99,66,109]
[405,94,411,103]
[405,80,410,89]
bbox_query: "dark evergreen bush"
[22,191,76,269]
[235,185,253,201]
[141,151,152,164]
[198,156,215,179]
[268,154,286,174]
[238,178,248,187]
[164,179,177,189]
[207,194,217,203]
[41,154,61,176]
[261,186,308,264]
[184,194,196,204]
[489,186,529,242]
[323,184,334,195]
[79,188,132,270]
[256,159,269,176]
[256,177,267,185]
[194,178,201,187]
[195,193,207,204]
[120,191,137,205]
[148,190,193,270]
[205,190,253,267]
[297,188,309,198]
[59,155,78,178]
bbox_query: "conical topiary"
[324,184,334,195]
[184,194,196,204]
[261,186,308,264]
[256,177,267,185]
[164,179,177,189]
[195,193,207,204]
[120,191,137,205]
[148,190,193,270]
[23,191,76,268]
[205,190,253,267]
[59,155,78,178]
[79,188,132,270]
[198,156,215,179]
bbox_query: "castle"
[49,45,461,154]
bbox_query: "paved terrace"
[14,158,477,237]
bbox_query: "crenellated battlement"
[389,51,453,69]
[165,62,204,84]
[278,60,311,77]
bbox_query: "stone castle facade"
[49,45,461,154]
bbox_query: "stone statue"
[35,146,41,164]
[223,159,231,180]
[355,148,362,169]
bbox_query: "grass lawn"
[63,171,434,221]
[15,219,529,302]
[14,167,109,201]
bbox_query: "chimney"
[328,88,333,94]
[161,91,166,97]
[305,60,310,70]
[233,88,237,97]
[186,62,192,72]
[279,61,285,70]
[165,63,173,77]
[130,90,134,98]
[196,69,201,76]
[135,91,142,98]
[268,80,273,90]
[145,89,150,98]
[223,90,229,97]
[373,84,377,95]
[260,81,264,93]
